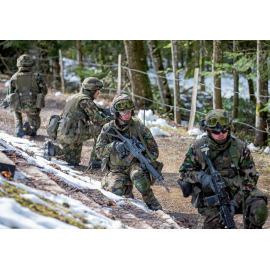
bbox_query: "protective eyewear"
[119,111,131,115]
[115,100,134,110]
[210,129,228,135]
[206,117,229,127]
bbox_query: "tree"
[171,40,181,124]
[124,40,152,110]
[147,40,172,111]
[255,40,268,146]
[232,40,239,119]
[246,68,256,104]
[200,40,205,91]
[212,40,223,109]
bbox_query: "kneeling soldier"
[44,77,110,167]
[95,94,162,210]
[179,109,268,229]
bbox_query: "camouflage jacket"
[179,135,259,194]
[7,67,47,96]
[96,118,159,168]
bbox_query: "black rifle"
[104,124,170,193]
[0,98,9,109]
[97,106,115,120]
[201,144,235,229]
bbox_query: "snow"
[188,128,202,136]
[93,100,104,106]
[264,146,270,154]
[196,132,207,139]
[150,127,171,137]
[55,91,62,96]
[5,80,10,87]
[247,143,258,152]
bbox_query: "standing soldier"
[44,77,109,167]
[7,54,48,137]
[178,109,268,229]
[95,94,162,210]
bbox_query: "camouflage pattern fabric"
[197,188,267,229]
[54,125,102,164]
[101,163,155,204]
[96,118,159,204]
[111,94,135,113]
[205,109,233,130]
[8,67,47,135]
[17,54,33,67]
[82,77,103,93]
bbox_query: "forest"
[0,40,269,146]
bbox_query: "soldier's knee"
[203,215,225,229]
[133,176,151,194]
[248,200,268,227]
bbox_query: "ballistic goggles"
[115,100,135,110]
[205,117,229,127]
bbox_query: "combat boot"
[146,198,163,211]
[43,141,56,161]
[15,123,22,136]
[17,122,30,138]
[89,158,102,169]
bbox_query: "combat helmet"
[17,54,33,67]
[111,94,135,124]
[81,77,103,96]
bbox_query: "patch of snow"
[188,128,202,136]
[180,94,187,101]
[116,200,125,206]
[247,143,258,152]
[5,80,10,87]
[150,127,171,137]
[55,91,62,97]
[196,132,207,139]
[264,146,270,154]
[93,100,104,106]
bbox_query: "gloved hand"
[198,171,215,192]
[113,141,126,153]
[229,200,239,217]
[140,163,147,170]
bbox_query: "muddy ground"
[1,82,270,229]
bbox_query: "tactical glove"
[229,200,239,217]
[113,141,126,153]
[198,171,215,192]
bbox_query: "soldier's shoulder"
[231,135,246,149]
[10,72,18,80]
[194,135,208,150]
[103,121,114,130]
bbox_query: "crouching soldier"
[95,94,162,211]
[44,77,110,167]
[178,109,268,229]
[7,54,48,137]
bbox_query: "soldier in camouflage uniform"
[179,109,268,229]
[95,94,162,211]
[7,54,48,137]
[44,77,109,167]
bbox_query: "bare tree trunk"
[171,40,181,124]
[124,40,152,110]
[232,40,239,119]
[212,40,223,109]
[200,40,205,91]
[247,68,256,104]
[147,40,171,111]
[255,40,268,146]
[52,59,60,89]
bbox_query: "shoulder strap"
[133,120,154,163]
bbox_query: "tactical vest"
[105,119,144,168]
[15,71,40,107]
[59,93,92,136]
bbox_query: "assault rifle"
[97,106,115,120]
[104,124,170,193]
[201,144,235,229]
[0,98,9,109]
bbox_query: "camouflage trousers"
[54,125,102,164]
[101,163,155,204]
[15,108,41,136]
[197,188,268,229]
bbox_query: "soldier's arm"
[179,144,202,184]
[95,126,114,159]
[80,100,108,126]
[36,75,48,95]
[7,78,16,95]
[143,126,159,160]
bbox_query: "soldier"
[44,77,109,167]
[179,109,268,229]
[7,54,48,137]
[95,94,162,211]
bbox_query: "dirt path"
[1,82,270,229]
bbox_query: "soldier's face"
[94,90,100,99]
[119,111,132,120]
[210,130,228,140]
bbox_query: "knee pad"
[133,176,150,194]
[249,200,268,227]
[112,188,124,196]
